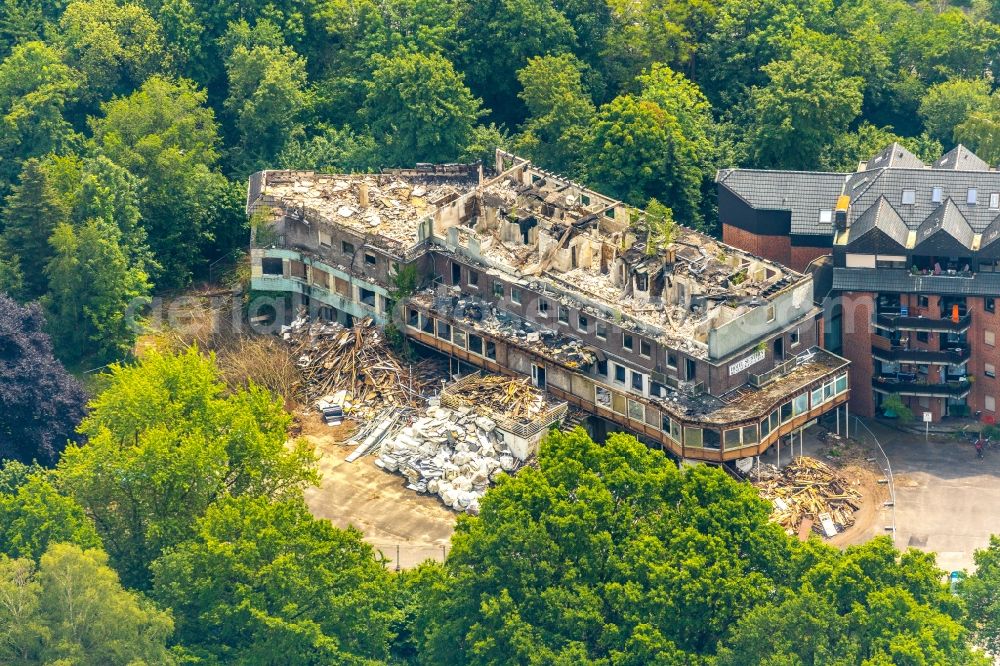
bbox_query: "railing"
[871,344,970,365]
[872,376,972,396]
[875,312,972,332]
[851,417,896,545]
[439,372,568,438]
[749,358,798,388]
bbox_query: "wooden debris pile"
[283,316,441,421]
[751,457,862,538]
[443,374,550,423]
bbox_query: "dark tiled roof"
[832,267,1000,296]
[847,196,909,249]
[715,169,848,236]
[933,144,990,171]
[720,144,1000,238]
[981,213,1000,250]
[915,199,975,251]
[864,142,926,170]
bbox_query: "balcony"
[874,312,971,333]
[871,344,970,366]
[873,376,972,397]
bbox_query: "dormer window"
[932,187,942,203]
[968,188,978,205]
[901,189,915,205]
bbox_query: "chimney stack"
[359,182,370,208]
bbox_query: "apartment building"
[718,143,1000,423]
[248,152,850,463]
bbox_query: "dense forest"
[2,0,1000,365]
[5,0,1000,663]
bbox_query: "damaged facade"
[248,152,850,463]
[719,143,1000,423]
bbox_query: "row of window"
[596,373,848,451]
[480,266,659,359]
[406,310,497,360]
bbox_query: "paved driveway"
[867,421,1000,573]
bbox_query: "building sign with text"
[729,349,766,376]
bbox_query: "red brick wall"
[722,224,790,267]
[722,224,828,272]
[970,297,1000,422]
[790,245,831,273]
[840,291,875,417]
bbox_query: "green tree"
[0,543,175,665]
[153,495,396,663]
[277,124,378,173]
[515,54,595,174]
[0,470,100,561]
[919,77,992,146]
[57,0,166,102]
[644,198,677,251]
[717,585,857,665]
[57,348,317,588]
[454,0,575,124]
[880,393,913,424]
[600,0,714,93]
[364,49,483,165]
[224,42,311,170]
[90,75,229,287]
[43,219,150,365]
[412,429,791,664]
[960,535,1000,655]
[0,159,68,299]
[0,41,80,190]
[744,45,863,169]
[820,122,941,172]
[955,99,1000,165]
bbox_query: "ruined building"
[247,152,850,463]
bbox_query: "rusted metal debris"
[751,456,862,538]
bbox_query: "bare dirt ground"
[298,412,457,569]
[828,462,889,547]
[764,429,891,548]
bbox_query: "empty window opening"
[342,241,355,254]
[261,258,283,275]
[451,262,461,285]
[359,287,376,307]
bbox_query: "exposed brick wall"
[840,291,875,417]
[722,224,790,267]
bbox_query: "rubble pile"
[283,316,440,421]
[443,374,549,422]
[751,457,862,538]
[376,404,521,514]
